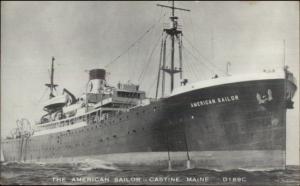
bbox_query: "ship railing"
[35,107,129,131]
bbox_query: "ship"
[1,2,297,170]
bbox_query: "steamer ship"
[1,2,297,170]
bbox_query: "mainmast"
[45,57,58,99]
[157,2,190,96]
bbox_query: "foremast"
[45,57,58,99]
[156,2,190,97]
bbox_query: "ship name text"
[190,95,239,108]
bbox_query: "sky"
[1,1,299,165]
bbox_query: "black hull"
[2,78,296,169]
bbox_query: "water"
[0,160,299,185]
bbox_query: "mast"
[157,2,192,170]
[45,57,58,99]
[157,2,190,94]
[170,1,175,92]
[50,57,54,93]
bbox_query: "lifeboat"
[43,95,67,111]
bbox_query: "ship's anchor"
[15,118,34,161]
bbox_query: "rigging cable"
[183,45,208,78]
[183,36,227,75]
[186,2,200,44]
[105,11,166,69]
[180,2,226,75]
[182,52,202,80]
[155,38,164,99]
[129,39,141,80]
[147,74,159,98]
[138,32,164,84]
[182,45,217,75]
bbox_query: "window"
[117,91,140,98]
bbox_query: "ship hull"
[1,77,296,170]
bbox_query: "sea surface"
[0,160,299,185]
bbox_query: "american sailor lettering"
[190,95,239,108]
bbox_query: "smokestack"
[87,69,106,94]
[89,69,106,80]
